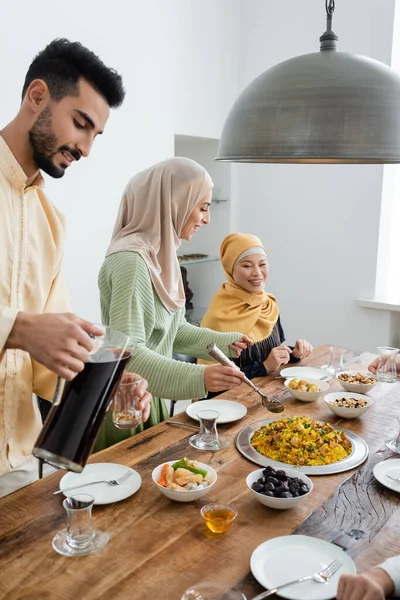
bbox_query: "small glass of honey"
[200,503,238,534]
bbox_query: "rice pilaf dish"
[250,416,352,466]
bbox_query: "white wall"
[0,0,241,323]
[1,0,396,353]
[231,0,396,351]
[175,135,231,310]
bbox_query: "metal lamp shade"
[217,51,400,164]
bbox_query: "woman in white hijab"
[95,157,252,450]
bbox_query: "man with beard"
[0,39,150,496]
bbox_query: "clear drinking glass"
[321,346,346,375]
[376,347,399,383]
[386,417,400,454]
[200,503,238,534]
[181,582,246,600]
[52,494,109,556]
[112,378,143,429]
[188,410,230,451]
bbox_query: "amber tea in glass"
[201,503,238,534]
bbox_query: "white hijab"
[106,157,213,313]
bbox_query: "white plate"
[186,400,247,424]
[280,367,332,382]
[251,535,356,600]
[373,458,400,493]
[59,463,142,505]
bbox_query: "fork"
[206,344,284,413]
[386,474,400,483]
[53,470,134,495]
[251,559,342,599]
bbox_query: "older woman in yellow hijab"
[201,233,312,380]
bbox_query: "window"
[375,2,400,304]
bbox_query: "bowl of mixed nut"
[336,371,378,394]
[324,391,374,419]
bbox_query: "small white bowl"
[284,377,329,402]
[246,468,313,510]
[324,392,373,419]
[152,460,217,503]
[336,371,378,394]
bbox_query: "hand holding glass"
[376,347,399,383]
[112,377,143,429]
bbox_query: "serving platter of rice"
[236,416,369,475]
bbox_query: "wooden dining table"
[1,345,400,600]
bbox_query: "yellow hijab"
[201,233,279,342]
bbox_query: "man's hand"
[6,312,103,381]
[337,569,394,600]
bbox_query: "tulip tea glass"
[188,410,229,451]
[112,379,143,429]
[386,417,400,454]
[181,581,246,600]
[52,494,109,556]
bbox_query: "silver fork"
[251,559,342,600]
[53,470,133,495]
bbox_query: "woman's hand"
[204,364,244,392]
[337,570,393,600]
[292,339,313,360]
[122,372,152,422]
[263,345,292,374]
[229,335,254,357]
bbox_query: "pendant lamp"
[217,0,400,164]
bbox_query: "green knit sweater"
[94,251,240,450]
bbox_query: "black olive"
[266,476,279,487]
[252,483,264,493]
[264,482,275,492]
[264,491,274,497]
[289,483,300,494]
[276,470,288,481]
[298,485,309,496]
[274,485,286,496]
[262,466,274,476]
[257,478,264,485]
[279,481,289,491]
[280,491,293,498]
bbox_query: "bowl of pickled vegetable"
[152,457,217,502]
[246,465,313,510]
